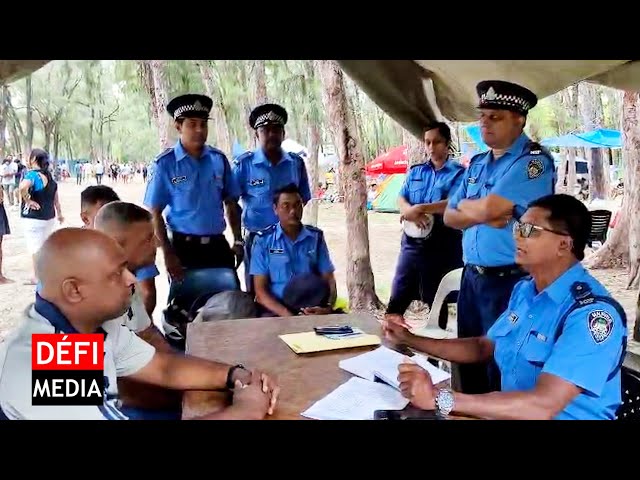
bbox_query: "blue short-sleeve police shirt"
[399,158,465,205]
[487,263,624,420]
[233,149,311,232]
[143,141,240,236]
[249,223,334,300]
[447,134,555,266]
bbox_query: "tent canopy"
[337,60,640,139]
[541,128,622,149]
[366,145,408,175]
[372,174,405,213]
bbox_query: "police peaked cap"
[476,80,538,115]
[166,94,213,120]
[249,103,288,129]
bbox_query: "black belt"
[170,231,224,245]
[467,264,523,277]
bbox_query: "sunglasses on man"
[512,220,570,238]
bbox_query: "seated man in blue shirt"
[383,194,627,420]
[250,184,336,317]
[81,185,158,317]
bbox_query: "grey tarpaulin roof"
[337,60,640,138]
[0,60,50,85]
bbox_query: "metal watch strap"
[435,388,455,416]
[226,364,246,389]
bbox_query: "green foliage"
[6,61,624,167]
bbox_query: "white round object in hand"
[402,214,434,238]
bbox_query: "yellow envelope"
[279,331,381,354]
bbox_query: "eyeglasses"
[512,220,570,239]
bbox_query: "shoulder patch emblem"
[508,312,519,324]
[527,158,544,179]
[588,309,614,344]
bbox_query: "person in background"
[233,103,311,293]
[74,162,83,185]
[144,94,243,286]
[95,160,104,185]
[367,183,377,210]
[81,185,158,317]
[251,184,336,317]
[1,157,17,207]
[142,164,148,183]
[19,148,64,285]
[444,80,556,394]
[386,122,465,327]
[0,228,279,420]
[12,157,26,207]
[94,202,179,419]
[0,176,12,284]
[385,194,626,420]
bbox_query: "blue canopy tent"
[464,124,489,151]
[540,128,622,149]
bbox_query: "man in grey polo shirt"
[0,228,279,420]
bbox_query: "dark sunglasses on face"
[512,220,570,238]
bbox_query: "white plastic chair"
[411,267,463,340]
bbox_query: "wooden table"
[182,312,464,420]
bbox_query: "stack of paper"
[279,331,381,354]
[339,345,451,389]
[301,377,409,420]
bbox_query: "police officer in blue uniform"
[387,122,465,324]
[443,80,556,394]
[143,94,243,283]
[233,104,312,292]
[250,183,336,317]
[384,194,626,420]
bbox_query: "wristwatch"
[435,388,455,416]
[226,364,248,389]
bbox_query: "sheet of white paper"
[301,377,409,420]
[339,345,451,389]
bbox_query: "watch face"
[437,389,454,414]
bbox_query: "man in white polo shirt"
[0,228,279,420]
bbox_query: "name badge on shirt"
[468,177,477,184]
[250,179,265,187]
[269,248,284,254]
[171,175,187,185]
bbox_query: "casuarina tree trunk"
[316,60,382,310]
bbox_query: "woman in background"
[0,174,13,284]
[19,148,64,285]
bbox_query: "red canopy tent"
[365,145,409,175]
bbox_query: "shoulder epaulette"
[469,151,488,164]
[256,224,276,237]
[288,151,305,163]
[409,161,427,170]
[304,224,323,234]
[207,145,228,159]
[154,147,174,163]
[234,150,253,166]
[527,141,553,158]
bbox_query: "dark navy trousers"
[456,265,526,394]
[387,222,463,321]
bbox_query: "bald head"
[36,228,136,327]
[36,228,123,286]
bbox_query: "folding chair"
[587,210,612,249]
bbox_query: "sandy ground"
[0,177,637,340]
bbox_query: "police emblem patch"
[527,159,544,179]
[508,312,519,324]
[588,309,614,344]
